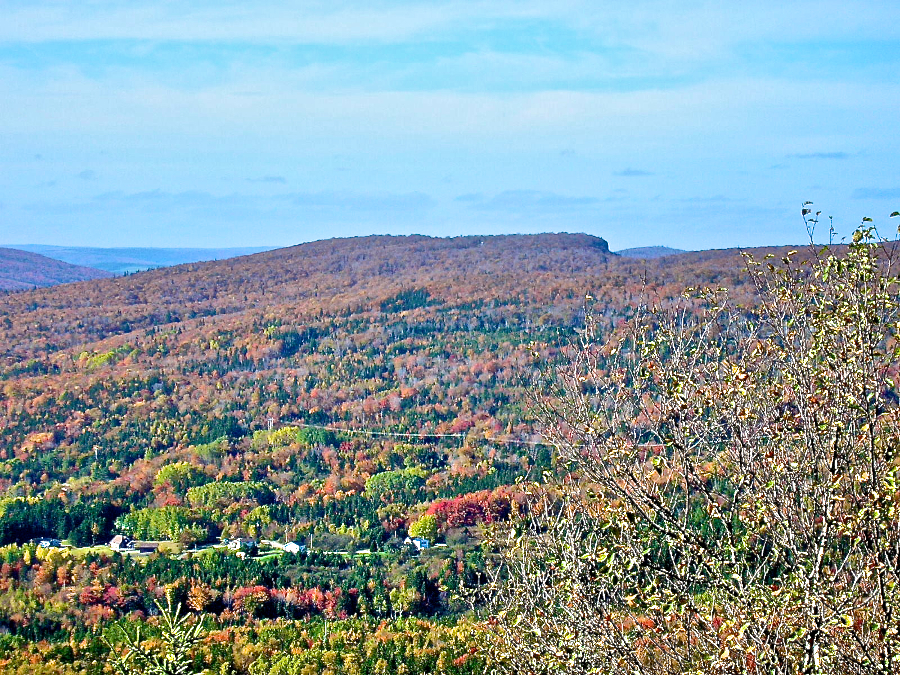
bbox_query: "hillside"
[0,231,799,499]
[0,232,781,464]
[0,233,616,359]
[0,232,799,665]
[8,244,275,274]
[0,246,113,290]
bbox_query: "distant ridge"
[0,247,113,291]
[0,232,808,384]
[616,246,687,259]
[6,245,275,275]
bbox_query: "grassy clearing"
[63,541,182,558]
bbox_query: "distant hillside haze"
[6,244,275,275]
[616,246,688,258]
[0,247,113,291]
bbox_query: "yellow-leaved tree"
[484,209,900,675]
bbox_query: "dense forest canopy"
[0,232,810,674]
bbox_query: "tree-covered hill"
[0,233,783,362]
[0,232,805,672]
[0,233,799,495]
[0,247,112,291]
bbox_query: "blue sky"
[1,1,898,249]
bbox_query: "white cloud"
[1,2,550,44]
[2,58,897,155]
[28,188,435,216]
[2,0,898,250]
[3,1,896,56]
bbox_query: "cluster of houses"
[223,536,434,555]
[267,536,432,554]
[105,535,301,558]
[103,535,434,558]
[20,530,438,562]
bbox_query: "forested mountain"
[0,232,791,505]
[0,247,112,291]
[0,233,769,362]
[0,232,799,673]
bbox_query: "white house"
[109,535,134,552]
[227,538,257,552]
[284,541,307,554]
[404,536,431,551]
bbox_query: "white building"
[109,535,133,552]
[284,541,307,554]
[404,536,431,551]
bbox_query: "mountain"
[0,247,113,291]
[0,230,804,519]
[6,244,275,275]
[616,245,687,258]
[0,233,620,360]
[0,231,780,512]
[0,231,781,477]
[0,231,806,663]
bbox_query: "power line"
[291,422,555,447]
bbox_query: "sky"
[1,1,899,250]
